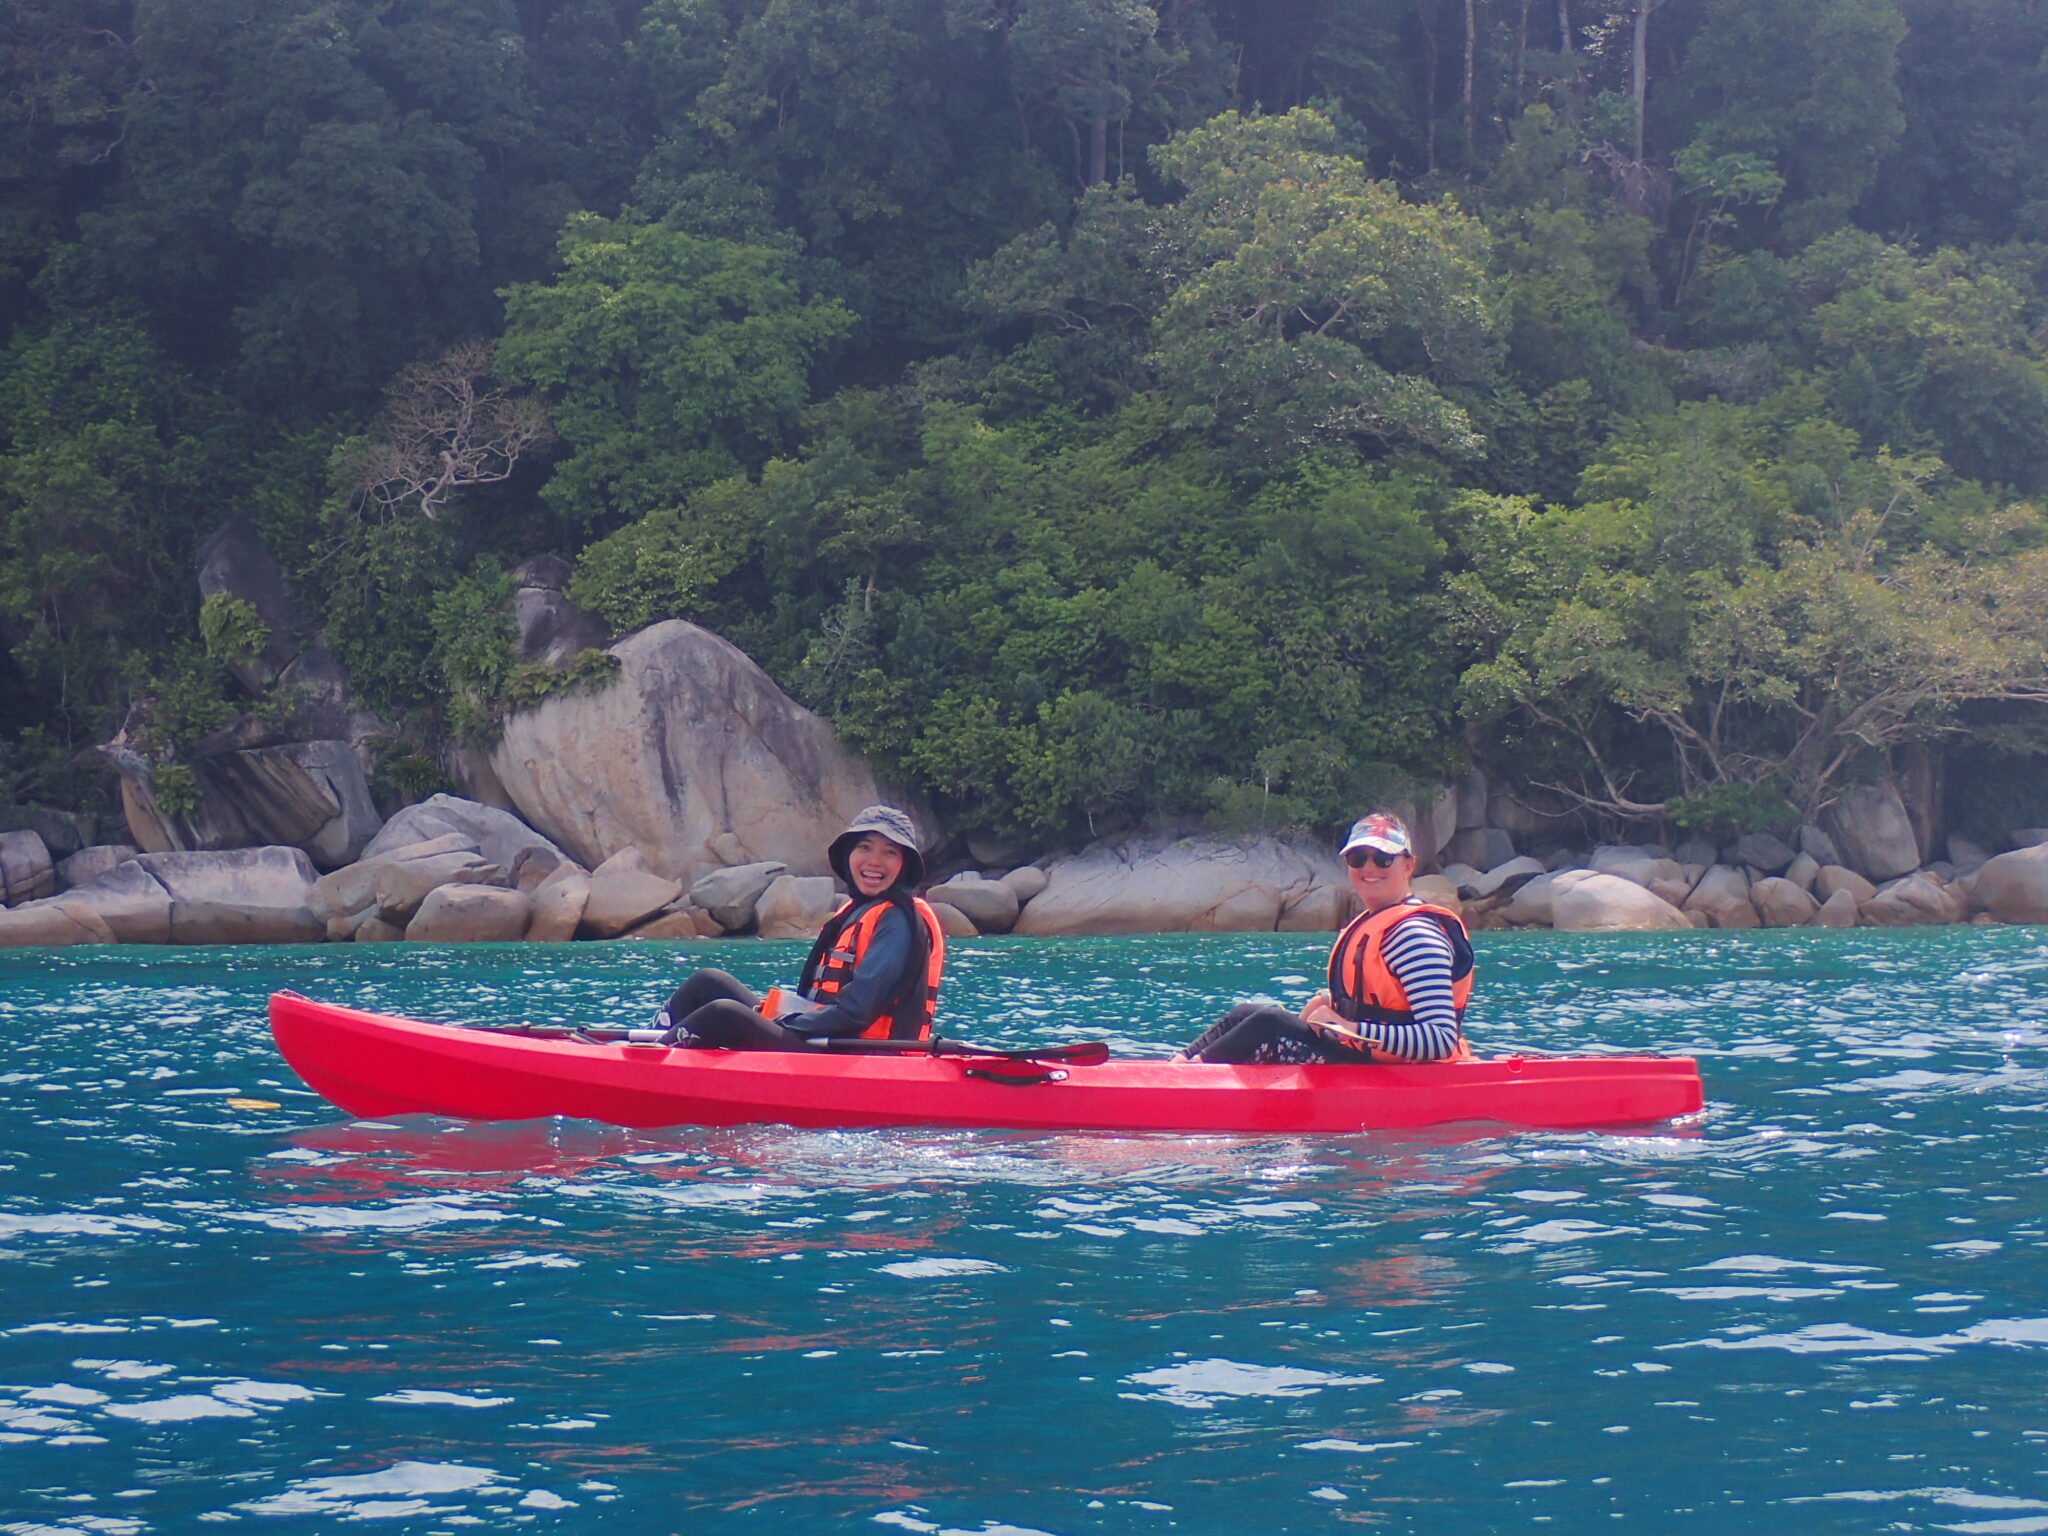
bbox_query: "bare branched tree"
[349,340,553,521]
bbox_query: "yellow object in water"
[227,1098,281,1111]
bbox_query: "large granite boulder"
[1862,871,1963,927]
[112,734,383,871]
[1751,876,1820,927]
[1814,888,1859,928]
[1683,865,1758,929]
[927,872,1021,934]
[361,795,563,875]
[1550,870,1690,932]
[755,874,841,940]
[579,849,685,939]
[77,847,325,944]
[1499,871,1558,926]
[1,829,55,904]
[688,861,788,931]
[1012,836,1351,935]
[929,901,978,938]
[1972,844,2048,925]
[1822,784,1922,882]
[1727,832,1796,874]
[1814,865,1877,905]
[1444,826,1516,871]
[488,621,914,882]
[309,833,493,925]
[524,866,592,942]
[1590,847,1694,907]
[0,899,116,947]
[1782,851,1820,892]
[32,859,175,943]
[58,844,139,891]
[1001,866,1049,904]
[1468,856,1546,900]
[406,884,532,943]
[0,803,88,860]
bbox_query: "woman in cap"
[656,806,946,1051]
[1175,810,1474,1064]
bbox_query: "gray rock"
[1439,862,1483,896]
[511,844,578,892]
[1797,823,1843,866]
[1013,835,1349,935]
[1444,826,1516,871]
[706,831,749,866]
[1411,875,1464,914]
[580,867,685,939]
[927,872,1021,934]
[1000,865,1049,904]
[1973,844,2048,924]
[1813,865,1877,905]
[1783,851,1820,892]
[406,884,532,943]
[2015,828,2048,849]
[0,899,115,947]
[1946,834,1991,875]
[1550,870,1690,932]
[1672,837,1719,867]
[43,860,174,944]
[371,850,501,923]
[1499,871,1559,926]
[308,833,483,920]
[755,874,842,940]
[1682,866,1758,929]
[1822,784,1922,882]
[688,861,789,931]
[361,794,562,875]
[1752,876,1820,927]
[1814,888,1859,928]
[1727,832,1796,875]
[0,804,88,859]
[1469,856,1546,900]
[929,901,978,938]
[524,867,592,942]
[1590,842,1673,868]
[58,844,139,891]
[488,620,920,881]
[1863,872,1963,927]
[1593,850,1693,907]
[143,847,324,945]
[1541,846,1585,872]
[355,916,406,942]
[112,737,383,872]
[0,829,55,904]
[510,554,612,668]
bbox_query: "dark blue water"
[3,929,2046,1534]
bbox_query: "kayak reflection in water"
[1175,811,1475,1064]
[655,805,945,1052]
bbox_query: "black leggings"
[1183,1003,1372,1065]
[661,969,817,1052]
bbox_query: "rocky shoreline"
[3,524,2045,948]
[5,788,2047,949]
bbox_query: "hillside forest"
[6,0,2048,852]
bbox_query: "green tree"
[499,209,856,528]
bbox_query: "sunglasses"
[1343,847,1406,869]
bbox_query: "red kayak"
[269,993,1704,1134]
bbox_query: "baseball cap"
[1339,812,1412,859]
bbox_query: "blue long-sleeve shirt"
[785,904,914,1040]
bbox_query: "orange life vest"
[809,896,946,1042]
[1326,899,1475,1061]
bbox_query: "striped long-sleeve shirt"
[1358,913,1463,1061]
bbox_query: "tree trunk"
[1089,113,1109,187]
[1632,0,1653,162]
[1463,0,1477,171]
[1415,0,1440,172]
[1557,0,1571,54]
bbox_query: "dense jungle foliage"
[6,0,2048,847]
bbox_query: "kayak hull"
[268,993,1703,1134]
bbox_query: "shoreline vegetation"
[7,2,2048,929]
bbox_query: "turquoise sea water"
[2,929,2047,1534]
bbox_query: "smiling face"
[1345,849,1415,913]
[847,832,907,897]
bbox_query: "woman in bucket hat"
[1175,810,1475,1064]
[656,806,947,1051]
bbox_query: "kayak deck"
[268,993,1704,1134]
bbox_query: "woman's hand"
[1299,992,1343,1027]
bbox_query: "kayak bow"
[267,992,1704,1134]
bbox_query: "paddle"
[460,1019,1110,1068]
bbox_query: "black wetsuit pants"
[1183,1002,1370,1065]
[661,968,816,1052]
